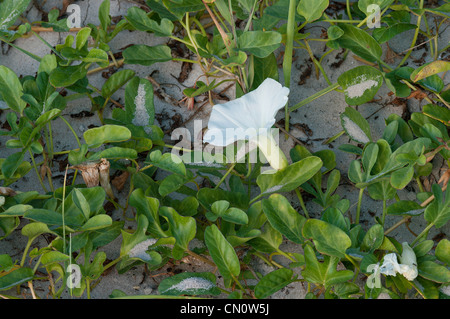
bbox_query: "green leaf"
[418,261,450,283]
[333,23,382,63]
[49,65,87,88]
[256,156,322,197]
[2,151,25,179]
[435,239,450,265]
[80,214,113,231]
[147,150,187,176]
[237,31,282,58]
[126,6,174,37]
[125,76,155,128]
[424,184,450,228]
[129,188,167,237]
[101,69,135,99]
[337,66,383,106]
[159,206,196,259]
[83,48,109,67]
[297,0,329,22]
[99,0,111,31]
[0,267,34,291]
[302,245,354,288]
[372,23,417,43]
[0,66,27,114]
[83,125,132,148]
[23,208,64,226]
[75,27,91,51]
[204,225,240,285]
[254,268,294,299]
[411,61,450,83]
[262,194,305,244]
[340,106,372,144]
[0,0,31,29]
[72,188,91,221]
[21,222,56,249]
[41,251,70,266]
[248,222,282,253]
[361,224,384,252]
[38,54,58,75]
[158,272,220,296]
[302,219,352,258]
[390,165,414,189]
[123,44,172,66]
[248,53,279,91]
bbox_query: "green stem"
[59,116,82,148]
[355,187,365,224]
[397,0,424,68]
[289,83,340,112]
[381,199,387,226]
[283,0,299,136]
[411,223,434,246]
[215,163,236,189]
[29,150,48,193]
[295,188,310,219]
[346,0,353,20]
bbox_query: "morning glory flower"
[399,242,418,281]
[379,242,418,281]
[203,78,290,170]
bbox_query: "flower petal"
[203,78,289,146]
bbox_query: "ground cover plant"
[0,0,449,299]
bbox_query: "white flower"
[203,78,290,170]
[399,242,418,281]
[379,242,418,281]
[379,253,403,277]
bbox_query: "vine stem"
[215,163,236,189]
[355,187,365,224]
[289,83,340,112]
[283,0,300,137]
[396,0,425,68]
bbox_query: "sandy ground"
[0,0,449,299]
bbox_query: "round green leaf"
[338,66,383,106]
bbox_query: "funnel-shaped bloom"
[379,242,418,281]
[203,78,289,170]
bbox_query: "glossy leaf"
[83,125,131,148]
[0,267,34,291]
[302,244,354,288]
[254,268,294,299]
[340,106,372,144]
[411,61,450,83]
[256,156,322,197]
[333,24,382,63]
[0,66,27,114]
[204,224,240,285]
[262,194,305,244]
[123,44,172,66]
[159,206,196,259]
[338,66,383,106]
[302,219,352,258]
[435,239,450,265]
[238,31,282,58]
[101,69,135,99]
[297,0,329,22]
